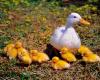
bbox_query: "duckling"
[17,47,28,55]
[78,45,93,55]
[82,52,100,62]
[4,43,17,59]
[15,41,32,65]
[15,41,29,59]
[60,47,77,62]
[30,50,49,63]
[30,50,38,61]
[17,46,31,65]
[51,56,70,70]
[18,51,32,65]
[78,45,100,62]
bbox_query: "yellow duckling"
[78,45,93,55]
[51,56,70,70]
[78,45,100,62]
[4,43,17,59]
[18,51,32,65]
[15,41,32,65]
[30,50,49,63]
[82,52,100,62]
[17,47,28,55]
[30,50,38,62]
[15,41,29,59]
[60,47,77,62]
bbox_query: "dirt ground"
[0,1,100,80]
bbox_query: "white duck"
[50,13,90,50]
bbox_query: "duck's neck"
[65,22,74,30]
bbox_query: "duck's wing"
[50,25,66,50]
[52,26,66,37]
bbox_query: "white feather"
[50,13,82,50]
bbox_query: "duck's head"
[67,13,90,26]
[52,56,59,63]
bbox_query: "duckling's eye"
[73,16,77,18]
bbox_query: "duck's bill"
[80,18,90,25]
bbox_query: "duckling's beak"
[80,18,90,25]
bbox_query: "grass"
[0,1,100,80]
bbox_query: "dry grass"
[0,1,100,80]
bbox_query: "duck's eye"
[73,16,77,18]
